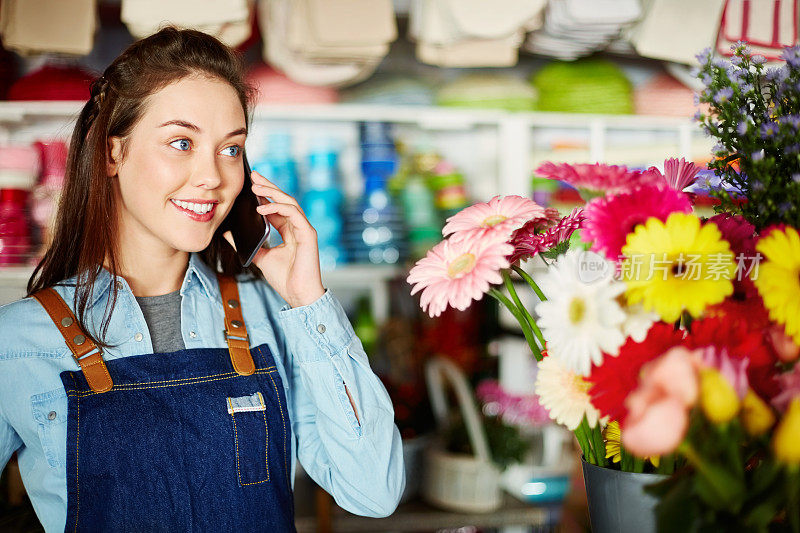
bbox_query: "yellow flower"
[621,213,735,323]
[753,226,800,345]
[699,368,740,424]
[741,389,776,437]
[773,398,800,466]
[603,420,660,467]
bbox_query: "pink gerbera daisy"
[443,195,547,243]
[582,185,692,261]
[509,208,585,264]
[534,162,662,199]
[642,157,702,191]
[407,234,513,318]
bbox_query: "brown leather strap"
[31,288,114,394]
[217,274,255,376]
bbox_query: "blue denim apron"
[33,274,295,533]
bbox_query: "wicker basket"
[421,356,502,513]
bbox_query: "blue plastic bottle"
[301,146,345,271]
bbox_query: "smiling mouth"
[170,199,217,221]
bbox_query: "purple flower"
[713,143,727,153]
[712,57,729,69]
[765,67,789,82]
[701,73,713,86]
[792,173,800,183]
[693,110,703,121]
[787,144,800,154]
[695,47,713,64]
[779,201,792,215]
[730,55,743,66]
[727,67,744,84]
[785,115,800,129]
[781,46,800,69]
[714,87,734,104]
[736,121,749,135]
[760,121,779,138]
[752,54,767,65]
[740,83,754,93]
[752,149,765,161]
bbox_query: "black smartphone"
[223,150,271,267]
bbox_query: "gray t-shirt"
[134,288,186,353]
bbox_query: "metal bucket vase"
[581,458,668,533]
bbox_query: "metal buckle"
[223,329,249,343]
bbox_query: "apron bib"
[33,274,295,533]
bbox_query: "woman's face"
[108,75,247,256]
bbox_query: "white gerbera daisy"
[534,355,601,430]
[620,302,659,343]
[534,249,626,376]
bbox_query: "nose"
[192,152,224,190]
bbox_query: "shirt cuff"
[277,288,355,363]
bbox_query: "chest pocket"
[227,392,270,486]
[31,388,68,470]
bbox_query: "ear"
[107,136,123,177]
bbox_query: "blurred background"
[0,0,790,531]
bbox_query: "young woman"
[0,27,404,532]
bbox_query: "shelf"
[294,494,559,533]
[0,264,403,320]
[0,100,697,129]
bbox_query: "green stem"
[488,288,542,361]
[589,423,606,468]
[502,271,546,351]
[788,467,800,533]
[657,453,675,475]
[575,418,596,465]
[512,265,547,302]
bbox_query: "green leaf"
[540,240,570,260]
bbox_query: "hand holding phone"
[224,151,271,267]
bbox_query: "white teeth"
[171,199,214,215]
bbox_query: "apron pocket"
[227,392,270,486]
[31,388,68,470]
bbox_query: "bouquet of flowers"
[695,43,800,229]
[407,152,800,530]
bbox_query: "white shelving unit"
[0,101,710,316]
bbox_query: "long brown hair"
[27,26,263,350]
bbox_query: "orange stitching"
[74,391,79,532]
[260,392,270,484]
[63,368,278,397]
[230,398,269,486]
[267,371,290,489]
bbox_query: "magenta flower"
[642,157,702,191]
[443,195,547,243]
[508,207,585,264]
[407,234,513,318]
[534,162,662,199]
[772,363,800,413]
[581,185,692,260]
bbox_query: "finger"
[256,202,316,241]
[251,183,305,214]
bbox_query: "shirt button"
[317,324,326,334]
[134,332,143,342]
[189,331,197,338]
[115,280,124,291]
[48,411,57,420]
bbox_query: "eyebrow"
[158,119,247,138]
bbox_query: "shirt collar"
[62,252,223,309]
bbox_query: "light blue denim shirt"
[0,252,405,531]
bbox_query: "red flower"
[587,323,684,421]
[684,316,779,400]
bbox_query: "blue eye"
[222,145,241,157]
[170,139,190,151]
